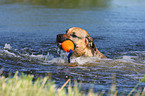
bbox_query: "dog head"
[57,27,97,57]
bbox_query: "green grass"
[0,72,145,96]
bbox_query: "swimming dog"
[56,27,107,59]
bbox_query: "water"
[0,0,145,94]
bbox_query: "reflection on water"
[1,0,145,9]
[0,0,145,95]
[1,0,112,9]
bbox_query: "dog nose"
[57,34,64,43]
[57,34,63,39]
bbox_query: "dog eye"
[71,32,77,38]
[72,34,77,37]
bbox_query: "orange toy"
[61,40,74,52]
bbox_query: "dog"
[56,27,107,59]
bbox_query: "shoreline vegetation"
[0,71,145,96]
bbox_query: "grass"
[0,71,145,96]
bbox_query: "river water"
[0,0,145,95]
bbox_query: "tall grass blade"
[128,75,145,96]
[57,78,70,94]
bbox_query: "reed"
[0,72,145,96]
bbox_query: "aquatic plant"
[0,72,145,96]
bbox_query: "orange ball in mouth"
[61,40,74,52]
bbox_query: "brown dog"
[56,27,107,59]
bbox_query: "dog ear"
[85,37,95,48]
[85,36,97,55]
[66,29,69,33]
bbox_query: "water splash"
[4,43,11,50]
[0,44,145,84]
[0,43,145,66]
